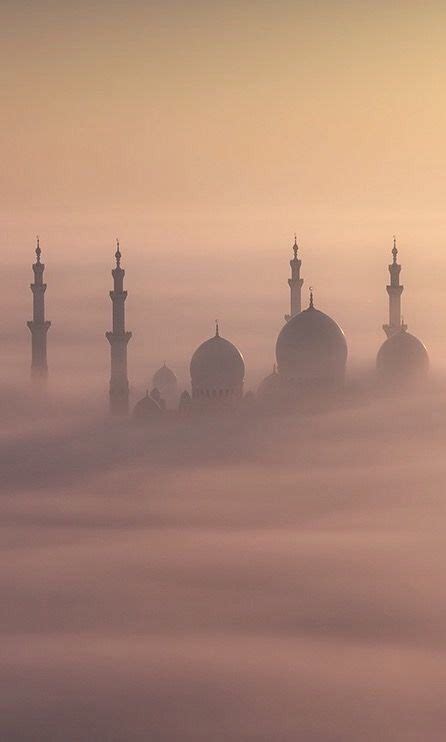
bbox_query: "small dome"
[133,391,163,421]
[257,365,281,398]
[179,390,192,405]
[276,301,347,385]
[377,329,429,382]
[190,328,245,393]
[152,363,177,389]
[150,387,166,410]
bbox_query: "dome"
[257,365,281,398]
[190,326,245,398]
[149,387,166,410]
[377,329,429,382]
[152,363,177,389]
[179,390,192,405]
[276,300,347,386]
[133,391,163,421]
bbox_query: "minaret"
[27,237,51,379]
[105,240,132,415]
[285,234,304,322]
[383,237,407,338]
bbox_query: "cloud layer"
[1,387,446,740]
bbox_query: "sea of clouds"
[1,382,446,741]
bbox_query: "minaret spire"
[285,234,304,321]
[383,236,407,338]
[27,236,51,379]
[105,239,132,414]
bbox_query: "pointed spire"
[35,235,41,263]
[215,319,220,337]
[286,232,303,320]
[28,233,50,380]
[309,287,314,309]
[392,235,398,263]
[107,235,131,414]
[115,238,121,267]
[383,236,405,338]
[293,233,298,259]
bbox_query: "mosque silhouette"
[28,235,429,418]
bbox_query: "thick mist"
[2,204,444,742]
[3,1,446,738]
[1,382,446,740]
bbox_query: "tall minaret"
[27,237,51,379]
[105,240,132,415]
[383,237,407,338]
[285,235,304,322]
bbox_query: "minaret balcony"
[386,285,403,295]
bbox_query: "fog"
[2,212,444,742]
[3,0,446,737]
[2,355,446,740]
[2,240,446,740]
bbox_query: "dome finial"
[115,238,121,267]
[215,319,220,337]
[35,235,41,263]
[392,235,398,263]
[309,287,314,309]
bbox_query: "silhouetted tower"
[27,237,51,379]
[383,237,407,338]
[106,240,132,414]
[285,235,304,322]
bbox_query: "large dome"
[377,329,429,382]
[276,301,347,386]
[190,327,245,398]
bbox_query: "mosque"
[27,234,429,418]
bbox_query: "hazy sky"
[2,0,446,386]
[3,6,446,739]
[2,0,446,225]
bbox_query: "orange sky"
[2,0,446,385]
